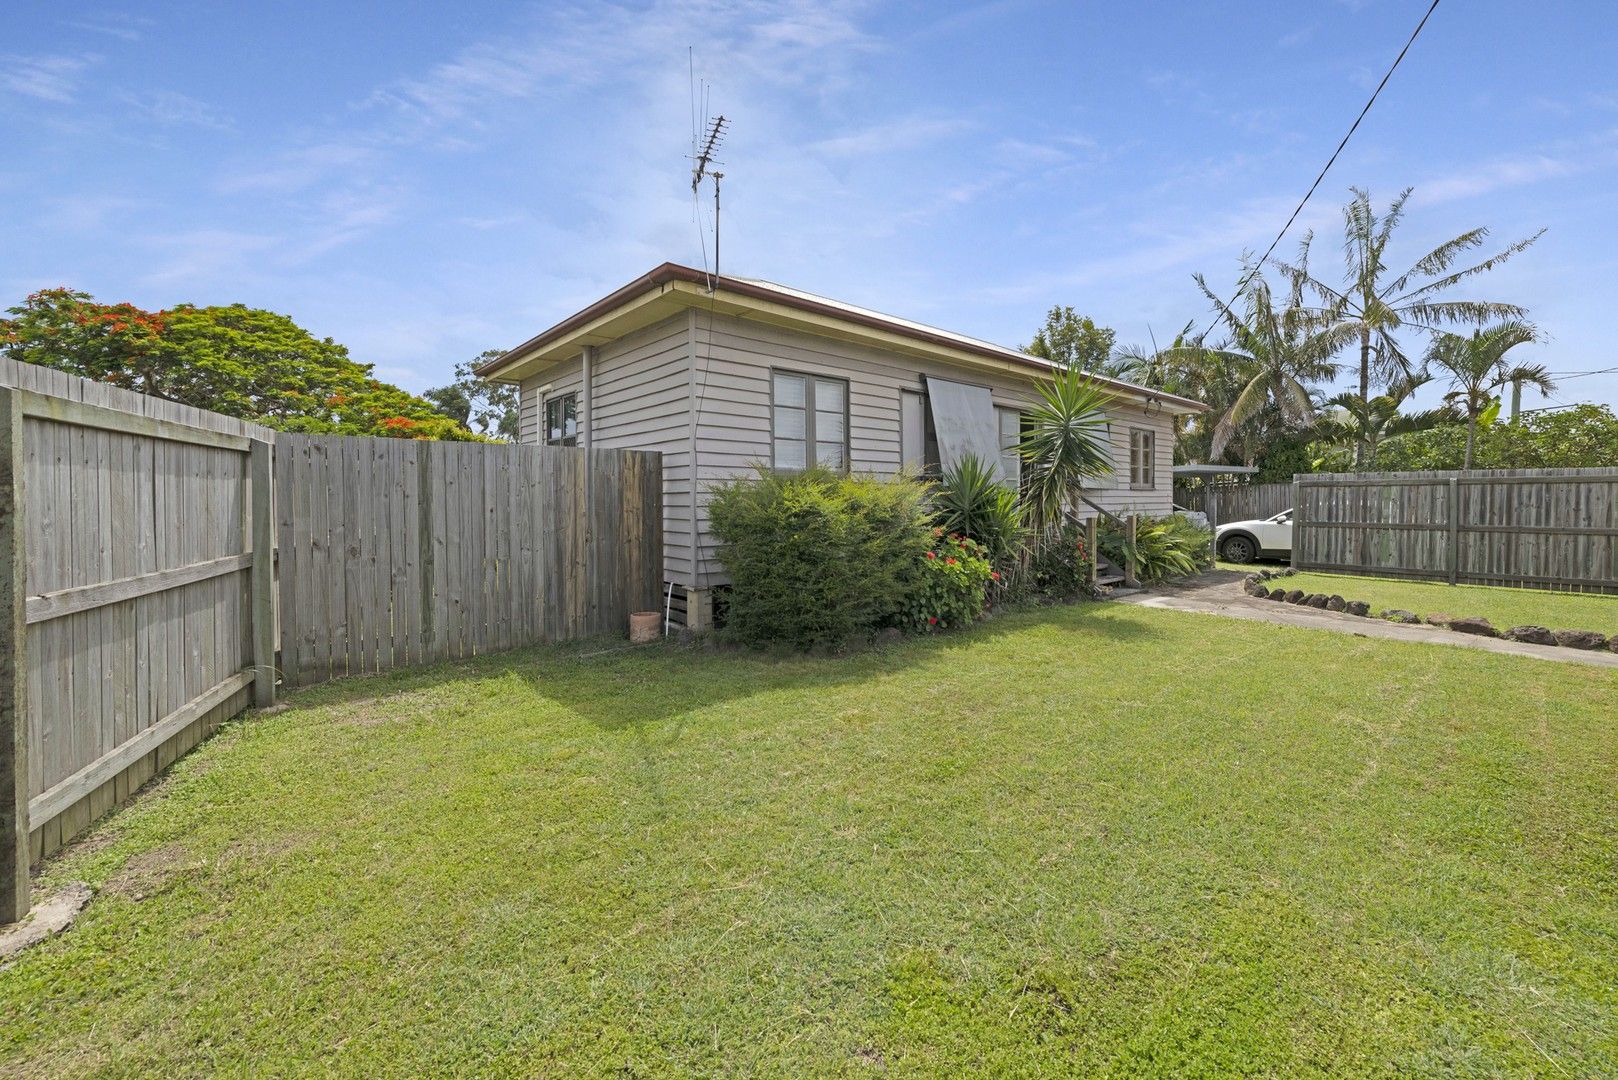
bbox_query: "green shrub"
[1028,522,1091,599]
[708,467,932,649]
[1099,513,1212,582]
[900,530,993,631]
[931,455,1025,568]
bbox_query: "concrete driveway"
[1114,570,1618,670]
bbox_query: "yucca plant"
[1019,365,1116,533]
[931,454,1024,567]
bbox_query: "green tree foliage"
[1422,322,1551,468]
[0,288,480,439]
[1024,307,1118,373]
[1276,187,1541,461]
[424,351,519,440]
[1018,366,1116,532]
[1374,404,1618,472]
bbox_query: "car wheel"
[1220,535,1256,564]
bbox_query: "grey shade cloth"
[924,376,1000,477]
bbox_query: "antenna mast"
[691,114,728,291]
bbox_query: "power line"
[1198,0,1442,342]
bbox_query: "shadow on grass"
[278,597,1162,734]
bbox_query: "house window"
[1129,428,1154,488]
[545,392,577,446]
[997,407,1022,485]
[772,371,848,471]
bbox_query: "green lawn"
[5,604,1618,1077]
[1273,569,1618,632]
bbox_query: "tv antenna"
[691,113,728,290]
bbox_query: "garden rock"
[1447,616,1499,638]
[1283,589,1304,603]
[1608,636,1618,653]
[1504,625,1557,645]
[1267,589,1287,601]
[1307,594,1330,609]
[1242,579,1267,597]
[1424,612,1456,627]
[1325,595,1346,612]
[1552,628,1609,650]
[1380,609,1419,624]
[1345,601,1371,617]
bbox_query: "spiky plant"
[1018,365,1116,533]
[1423,322,1552,469]
[931,454,1025,568]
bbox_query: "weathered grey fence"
[274,435,662,688]
[1293,469,1618,593]
[2,364,665,923]
[1175,482,1294,525]
[0,364,278,921]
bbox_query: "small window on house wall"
[997,408,1022,485]
[545,392,578,446]
[1129,428,1155,488]
[772,371,849,471]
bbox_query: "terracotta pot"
[629,610,661,643]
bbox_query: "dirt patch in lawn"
[102,843,191,902]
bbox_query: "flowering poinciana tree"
[0,288,479,440]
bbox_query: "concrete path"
[1113,571,1618,670]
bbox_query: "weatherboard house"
[478,263,1207,627]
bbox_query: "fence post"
[249,440,277,707]
[1447,476,1460,585]
[0,388,28,923]
[1289,478,1300,570]
[417,442,436,660]
[1084,516,1098,591]
[1124,514,1140,587]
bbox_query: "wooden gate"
[0,383,275,921]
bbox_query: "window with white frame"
[545,392,578,446]
[772,371,848,471]
[1129,428,1155,488]
[997,407,1022,484]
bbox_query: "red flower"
[928,616,938,625]
[945,557,958,565]
[926,551,937,560]
[990,571,1000,580]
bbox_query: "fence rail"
[2,362,665,923]
[1292,468,1618,593]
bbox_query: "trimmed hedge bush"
[708,467,933,649]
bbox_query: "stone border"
[1240,570,1618,654]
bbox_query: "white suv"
[1216,510,1293,564]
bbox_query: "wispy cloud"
[217,142,376,194]
[64,12,153,42]
[0,53,99,104]
[810,115,970,157]
[120,89,235,131]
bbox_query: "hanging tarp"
[924,376,1001,478]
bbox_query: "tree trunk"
[1464,412,1477,470]
[1355,326,1371,466]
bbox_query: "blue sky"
[5,1,1617,412]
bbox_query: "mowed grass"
[4,604,1618,1077]
[1278,569,1618,633]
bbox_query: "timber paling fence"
[1292,469,1618,593]
[1,361,662,922]
[1174,482,1294,525]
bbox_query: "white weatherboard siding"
[686,313,1178,589]
[520,315,694,584]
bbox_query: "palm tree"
[1313,376,1454,466]
[1188,265,1352,459]
[1018,365,1116,533]
[1275,188,1542,462]
[1423,322,1553,468]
